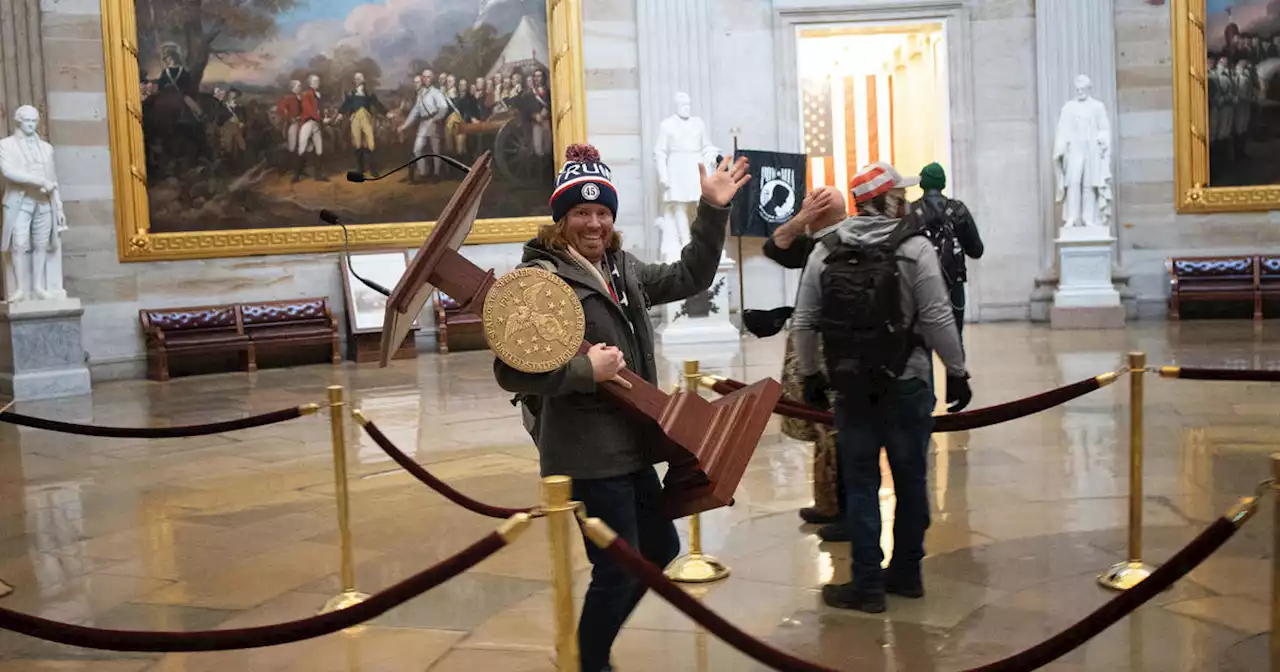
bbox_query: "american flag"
[802,73,896,213]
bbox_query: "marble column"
[1032,0,1120,319]
[637,0,714,259]
[0,0,47,137]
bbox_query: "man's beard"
[863,192,908,219]
[884,191,908,218]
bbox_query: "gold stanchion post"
[664,360,731,584]
[1271,454,1280,669]
[542,476,580,672]
[1099,352,1157,591]
[319,385,370,614]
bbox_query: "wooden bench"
[140,298,341,381]
[1261,255,1280,312]
[1167,255,1260,320]
[433,290,488,354]
[140,305,254,381]
[239,297,341,366]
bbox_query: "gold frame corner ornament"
[101,0,587,262]
[1172,0,1280,214]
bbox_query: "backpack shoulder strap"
[887,218,925,251]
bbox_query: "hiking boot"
[799,507,841,525]
[822,583,886,613]
[884,568,924,599]
[817,523,850,542]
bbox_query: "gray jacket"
[791,215,967,383]
[494,199,730,480]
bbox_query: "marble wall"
[1113,0,1280,314]
[702,0,1040,320]
[31,0,1280,381]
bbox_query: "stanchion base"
[1097,560,1156,591]
[664,553,731,584]
[318,589,371,614]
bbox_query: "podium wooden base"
[350,331,416,364]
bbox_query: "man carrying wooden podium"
[493,143,748,672]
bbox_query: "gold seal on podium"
[483,267,585,373]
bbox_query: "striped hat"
[848,162,919,204]
[550,144,618,222]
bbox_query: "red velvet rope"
[359,419,533,519]
[0,529,509,652]
[708,374,1107,433]
[1167,367,1280,382]
[0,406,307,439]
[591,515,1239,672]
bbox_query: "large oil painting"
[1173,0,1280,211]
[102,0,587,259]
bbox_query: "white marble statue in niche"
[0,105,67,302]
[654,92,720,261]
[1052,75,1113,231]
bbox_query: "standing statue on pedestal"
[654,92,720,260]
[0,105,67,302]
[1052,75,1113,230]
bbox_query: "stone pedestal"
[0,298,91,400]
[658,257,741,348]
[1051,227,1124,329]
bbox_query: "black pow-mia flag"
[729,150,808,238]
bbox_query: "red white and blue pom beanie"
[550,144,618,222]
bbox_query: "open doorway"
[796,21,950,207]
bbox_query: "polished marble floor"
[0,321,1278,671]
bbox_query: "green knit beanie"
[920,162,946,191]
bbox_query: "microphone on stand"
[320,209,392,297]
[345,153,472,183]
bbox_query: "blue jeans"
[834,378,935,592]
[572,468,680,672]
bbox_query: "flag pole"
[733,133,746,335]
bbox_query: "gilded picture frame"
[99,0,587,262]
[1172,0,1280,213]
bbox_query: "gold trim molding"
[1172,0,1280,213]
[100,0,586,262]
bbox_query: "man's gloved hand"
[803,373,830,409]
[946,374,973,413]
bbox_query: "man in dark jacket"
[905,163,984,337]
[494,143,749,672]
[795,162,971,614]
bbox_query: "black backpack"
[910,197,966,288]
[818,220,924,400]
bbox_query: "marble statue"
[1052,75,1113,230]
[0,105,67,302]
[654,92,719,261]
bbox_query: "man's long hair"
[537,219,623,254]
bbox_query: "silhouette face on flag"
[729,150,807,237]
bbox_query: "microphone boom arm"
[320,209,392,297]
[346,153,471,183]
[330,152,473,295]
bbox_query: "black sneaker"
[799,507,841,525]
[817,523,851,542]
[822,583,886,613]
[884,569,924,599]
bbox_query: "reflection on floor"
[0,321,1276,671]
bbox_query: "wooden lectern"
[380,153,782,518]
